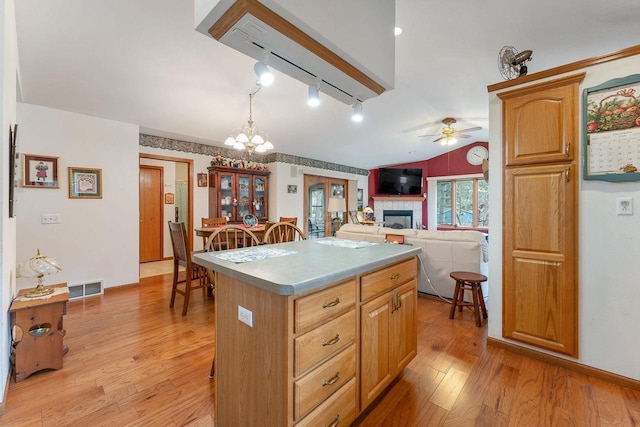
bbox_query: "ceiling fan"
[419,118,482,145]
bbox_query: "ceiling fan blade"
[457,134,472,139]
[432,136,444,143]
[418,133,441,138]
[455,126,482,133]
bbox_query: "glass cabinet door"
[219,174,234,220]
[253,177,266,219]
[237,175,251,219]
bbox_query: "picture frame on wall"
[68,167,103,199]
[197,173,208,187]
[165,193,174,204]
[22,153,60,188]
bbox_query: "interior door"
[139,165,163,262]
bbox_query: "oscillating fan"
[498,46,533,80]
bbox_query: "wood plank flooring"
[2,274,638,426]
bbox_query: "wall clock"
[466,145,488,165]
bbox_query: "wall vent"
[68,280,104,299]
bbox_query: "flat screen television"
[377,168,423,195]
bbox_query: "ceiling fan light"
[308,85,320,107]
[224,136,236,146]
[251,134,265,145]
[235,132,249,143]
[255,144,267,153]
[254,61,274,86]
[447,137,458,146]
[263,141,274,150]
[352,102,363,122]
[233,141,245,150]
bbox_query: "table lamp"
[16,249,62,298]
[328,197,346,234]
[363,206,374,221]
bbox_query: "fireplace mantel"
[372,196,425,202]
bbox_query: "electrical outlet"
[616,197,633,215]
[238,305,253,327]
[41,214,61,224]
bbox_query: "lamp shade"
[17,249,62,278]
[327,197,346,213]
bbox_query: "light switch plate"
[616,197,633,215]
[238,305,253,327]
[41,214,61,224]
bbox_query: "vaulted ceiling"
[14,0,640,169]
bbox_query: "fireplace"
[383,210,413,229]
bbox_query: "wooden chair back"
[201,217,228,247]
[167,221,209,316]
[205,225,260,252]
[264,221,307,244]
[348,211,360,224]
[278,216,298,226]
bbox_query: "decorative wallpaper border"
[139,134,369,176]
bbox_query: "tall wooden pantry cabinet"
[498,73,584,357]
[207,165,270,223]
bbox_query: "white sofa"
[336,224,488,300]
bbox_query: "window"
[436,178,488,228]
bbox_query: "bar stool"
[449,271,488,327]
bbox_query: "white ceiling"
[14,0,640,170]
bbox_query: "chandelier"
[224,85,274,155]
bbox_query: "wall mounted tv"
[377,168,423,195]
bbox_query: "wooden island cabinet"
[193,240,419,426]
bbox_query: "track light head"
[254,61,274,86]
[352,102,363,122]
[307,85,320,107]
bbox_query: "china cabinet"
[207,166,269,223]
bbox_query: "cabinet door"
[237,175,251,220]
[503,163,578,356]
[253,176,267,220]
[500,74,584,166]
[218,173,235,220]
[390,280,417,373]
[360,292,393,410]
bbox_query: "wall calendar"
[584,74,640,181]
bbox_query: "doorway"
[139,165,163,262]
[139,153,194,274]
[304,175,347,238]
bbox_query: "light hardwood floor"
[2,274,639,426]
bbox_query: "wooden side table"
[9,283,68,382]
[449,272,488,327]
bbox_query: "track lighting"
[254,61,274,87]
[307,85,320,107]
[351,101,363,122]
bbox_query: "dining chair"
[205,224,261,378]
[168,221,210,316]
[201,217,228,247]
[348,210,360,224]
[264,221,307,244]
[278,216,298,226]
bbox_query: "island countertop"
[192,238,421,296]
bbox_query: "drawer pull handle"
[322,334,340,346]
[322,298,340,308]
[322,372,340,386]
[329,414,340,427]
[390,273,400,280]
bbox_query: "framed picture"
[197,173,208,187]
[22,153,59,188]
[287,184,297,194]
[165,193,174,204]
[357,188,363,210]
[68,167,102,199]
[583,74,640,181]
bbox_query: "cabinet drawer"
[360,257,417,301]
[294,279,355,333]
[295,377,356,427]
[294,344,356,421]
[295,310,355,376]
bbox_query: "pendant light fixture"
[224,85,274,155]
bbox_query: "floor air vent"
[68,280,103,299]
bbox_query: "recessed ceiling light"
[394,27,403,36]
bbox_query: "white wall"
[139,146,212,252]
[15,103,140,290]
[488,55,640,380]
[1,0,18,404]
[267,162,368,225]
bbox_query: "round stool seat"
[449,271,488,327]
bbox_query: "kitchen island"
[193,238,420,426]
